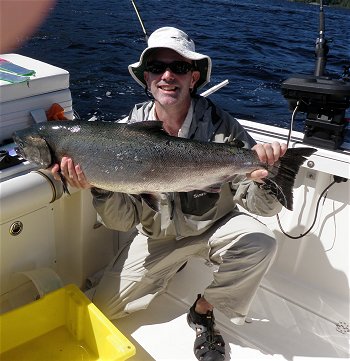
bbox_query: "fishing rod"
[129,0,229,97]
[130,0,148,42]
[314,0,329,77]
[200,79,229,97]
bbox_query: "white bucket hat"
[128,27,212,90]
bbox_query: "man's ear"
[191,70,200,88]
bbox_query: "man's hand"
[248,142,287,183]
[51,157,92,189]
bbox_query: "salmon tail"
[264,147,317,210]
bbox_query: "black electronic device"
[281,0,350,150]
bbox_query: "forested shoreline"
[290,0,350,8]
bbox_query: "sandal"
[187,294,225,361]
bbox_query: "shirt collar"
[178,100,193,138]
[149,100,194,138]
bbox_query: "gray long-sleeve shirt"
[92,96,282,239]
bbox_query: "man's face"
[144,48,200,108]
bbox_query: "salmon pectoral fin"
[58,171,70,195]
[265,147,317,211]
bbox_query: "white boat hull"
[0,54,348,359]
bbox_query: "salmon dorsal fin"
[127,121,165,135]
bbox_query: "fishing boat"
[0,2,349,360]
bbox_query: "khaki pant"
[91,212,277,325]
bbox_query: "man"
[52,27,286,361]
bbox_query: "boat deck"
[111,121,350,361]
[1,113,348,360]
[114,258,349,361]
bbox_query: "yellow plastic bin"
[0,284,135,361]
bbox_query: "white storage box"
[0,54,73,143]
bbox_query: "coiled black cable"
[276,176,347,239]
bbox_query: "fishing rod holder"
[281,0,350,150]
[281,75,350,150]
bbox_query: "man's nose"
[161,68,175,78]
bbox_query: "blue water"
[18,0,350,131]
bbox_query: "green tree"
[292,0,350,8]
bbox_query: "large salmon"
[13,120,316,210]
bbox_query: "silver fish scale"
[13,120,316,210]
[15,120,265,194]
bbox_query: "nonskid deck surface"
[114,259,349,361]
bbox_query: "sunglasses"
[145,61,193,75]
